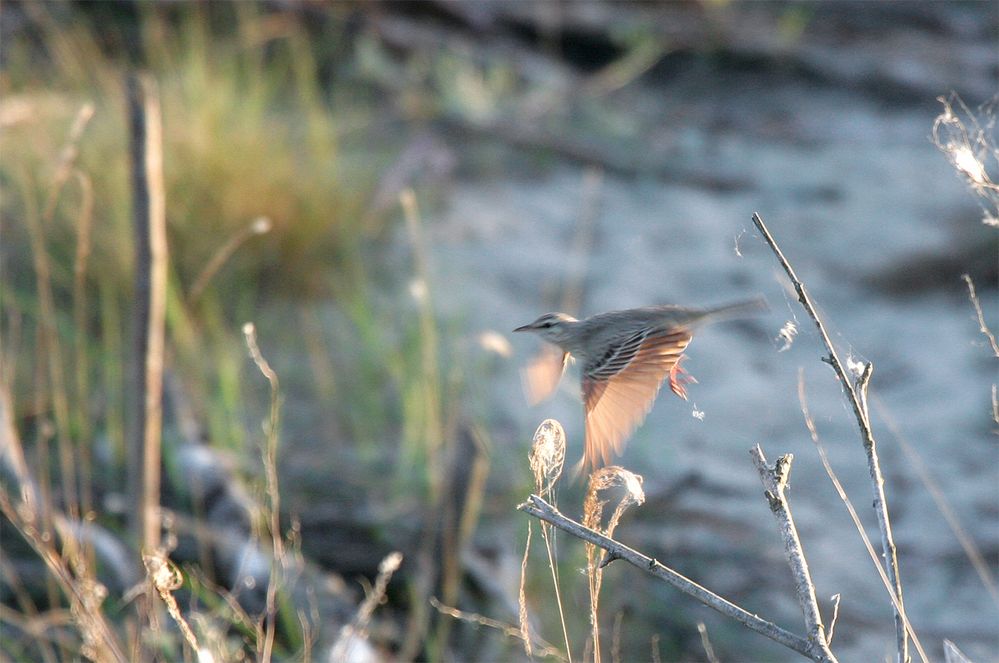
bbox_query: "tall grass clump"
[1,3,374,459]
[0,4,391,659]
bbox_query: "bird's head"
[513,312,579,346]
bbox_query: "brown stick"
[751,212,908,663]
[127,72,167,554]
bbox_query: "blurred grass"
[1,3,381,459]
[0,1,566,658]
[0,3,447,658]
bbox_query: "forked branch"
[751,212,908,663]
[518,495,835,662]
[751,446,836,662]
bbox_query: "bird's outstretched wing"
[581,328,692,470]
[521,346,570,405]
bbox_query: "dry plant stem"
[0,388,128,663]
[518,495,822,661]
[696,622,720,663]
[187,217,271,304]
[874,394,999,608]
[127,72,166,554]
[798,382,930,663]
[430,597,567,662]
[540,521,573,663]
[750,446,837,662]
[332,552,403,661]
[961,274,999,357]
[243,323,283,663]
[751,212,908,663]
[398,189,449,661]
[519,522,534,658]
[23,170,79,523]
[72,171,95,522]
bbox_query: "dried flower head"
[529,419,566,499]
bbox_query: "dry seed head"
[529,419,566,498]
[952,145,988,184]
[583,466,644,535]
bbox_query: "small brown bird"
[514,298,767,471]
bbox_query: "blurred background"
[1,1,997,661]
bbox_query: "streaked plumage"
[514,298,766,471]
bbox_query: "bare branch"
[518,495,831,661]
[751,212,908,663]
[750,446,836,662]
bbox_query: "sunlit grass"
[0,3,519,659]
[0,4,380,456]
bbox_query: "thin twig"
[751,212,908,663]
[873,394,999,608]
[961,274,999,357]
[430,597,567,661]
[518,495,821,661]
[827,595,841,645]
[332,552,403,661]
[242,322,283,663]
[798,376,929,663]
[696,622,720,663]
[750,446,836,662]
[187,216,272,305]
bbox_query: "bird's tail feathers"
[700,296,769,325]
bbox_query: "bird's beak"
[513,324,532,332]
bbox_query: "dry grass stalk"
[187,216,272,305]
[873,393,999,608]
[331,551,403,661]
[582,466,644,663]
[797,374,928,662]
[22,165,79,523]
[0,386,127,663]
[127,72,167,554]
[522,418,570,661]
[242,322,284,662]
[142,551,202,657]
[430,597,567,661]
[71,169,95,523]
[518,518,534,658]
[961,274,999,357]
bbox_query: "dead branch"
[751,212,909,663]
[750,446,837,662]
[518,494,831,661]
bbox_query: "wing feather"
[582,330,692,470]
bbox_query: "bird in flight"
[514,298,766,472]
